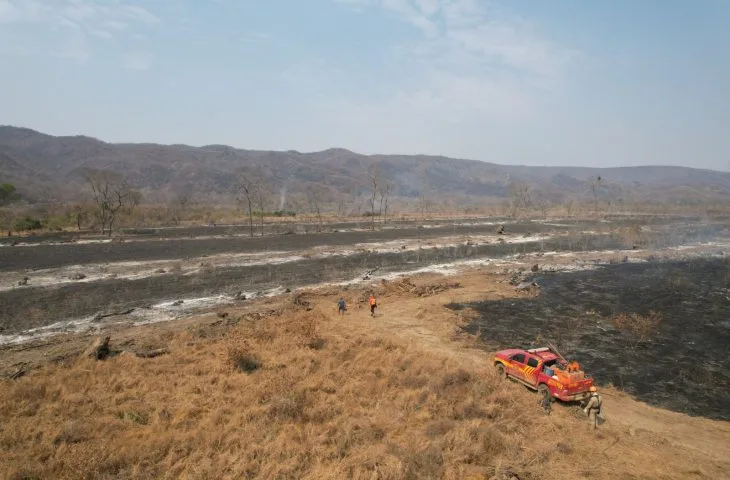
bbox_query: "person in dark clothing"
[337,297,347,316]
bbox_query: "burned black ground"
[2,215,717,271]
[1,217,728,335]
[456,257,730,420]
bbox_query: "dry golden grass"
[0,309,538,479]
[2,286,728,480]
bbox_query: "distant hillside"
[2,125,730,210]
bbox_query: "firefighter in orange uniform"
[368,293,377,317]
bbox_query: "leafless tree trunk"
[378,190,384,224]
[565,200,574,217]
[84,170,139,236]
[508,182,532,218]
[72,204,89,231]
[336,196,346,219]
[255,178,269,237]
[417,177,430,221]
[417,195,428,221]
[307,186,325,231]
[171,191,194,225]
[382,182,393,224]
[368,165,380,231]
[590,176,602,218]
[236,173,256,237]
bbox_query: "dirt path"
[312,270,730,472]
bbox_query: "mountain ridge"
[2,125,730,209]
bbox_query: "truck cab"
[493,347,593,402]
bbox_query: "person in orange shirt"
[368,293,377,317]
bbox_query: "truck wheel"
[538,384,550,398]
[496,363,506,379]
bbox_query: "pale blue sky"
[1,0,729,169]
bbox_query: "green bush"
[14,217,43,231]
[252,210,297,218]
[271,210,297,217]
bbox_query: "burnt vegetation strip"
[2,221,728,334]
[2,215,726,273]
[0,245,485,332]
[454,257,730,421]
[0,220,562,271]
[0,231,640,333]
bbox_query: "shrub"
[271,210,296,217]
[307,337,327,350]
[227,343,261,373]
[613,310,663,348]
[115,410,150,425]
[14,216,43,231]
[269,391,308,421]
[53,421,89,445]
[440,369,472,388]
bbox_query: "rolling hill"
[2,125,730,210]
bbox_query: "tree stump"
[84,336,111,360]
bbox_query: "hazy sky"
[1,0,729,169]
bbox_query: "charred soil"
[3,217,728,335]
[457,257,730,420]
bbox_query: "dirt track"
[326,272,730,467]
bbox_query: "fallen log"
[93,308,135,322]
[133,348,170,359]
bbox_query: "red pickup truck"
[493,346,593,402]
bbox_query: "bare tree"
[168,190,194,225]
[533,192,549,219]
[417,177,431,221]
[254,177,270,237]
[71,204,89,231]
[177,190,194,211]
[378,188,384,223]
[381,181,393,224]
[307,185,326,231]
[84,170,140,236]
[336,194,347,220]
[590,175,602,218]
[368,165,380,231]
[508,182,532,218]
[236,172,256,237]
[565,199,575,217]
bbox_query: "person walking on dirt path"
[337,297,347,317]
[368,293,377,317]
[582,386,602,429]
